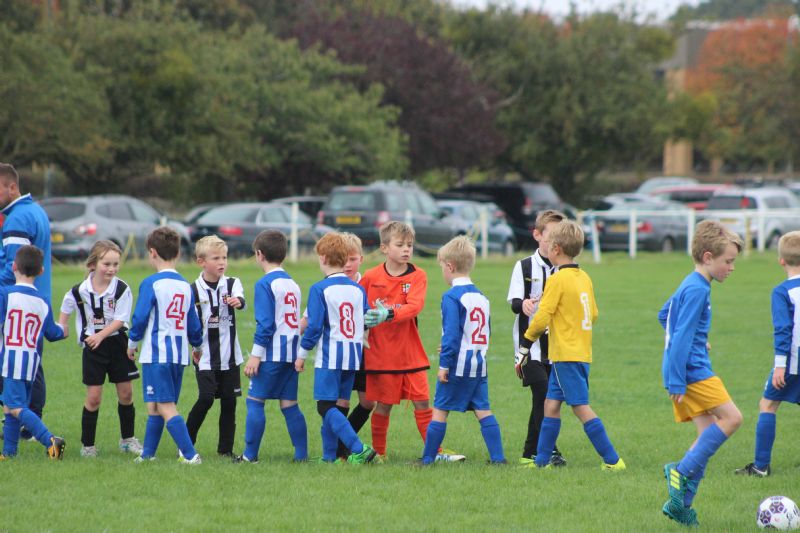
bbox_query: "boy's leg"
[368,373,397,456]
[3,410,21,456]
[524,379,547,459]
[115,382,136,440]
[21,363,46,440]
[280,400,308,461]
[422,409,448,464]
[82,385,103,449]
[534,399,562,467]
[477,410,505,464]
[573,405,621,467]
[335,401,351,459]
[678,402,742,478]
[321,403,364,455]
[243,397,266,461]
[737,397,780,474]
[218,396,237,455]
[141,402,165,459]
[159,402,199,461]
[186,370,216,445]
[371,403,392,456]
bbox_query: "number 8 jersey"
[440,278,491,378]
[0,284,65,381]
[300,273,369,370]
[128,270,203,365]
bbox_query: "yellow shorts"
[672,376,732,423]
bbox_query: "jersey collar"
[2,193,31,215]
[196,273,227,291]
[15,282,36,290]
[84,273,117,297]
[452,277,472,286]
[559,264,579,270]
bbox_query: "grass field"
[3,251,799,532]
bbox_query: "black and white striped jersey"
[60,275,132,345]
[191,275,246,371]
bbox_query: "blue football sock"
[677,423,728,479]
[281,404,308,461]
[244,399,266,461]
[684,464,705,507]
[583,417,620,465]
[422,421,447,464]
[535,417,561,466]
[324,408,363,454]
[18,408,53,447]
[479,415,505,463]
[166,416,197,459]
[3,413,20,456]
[142,415,165,458]
[320,419,338,462]
[754,412,776,470]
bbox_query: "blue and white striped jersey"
[771,275,800,375]
[128,270,203,365]
[0,283,65,381]
[251,268,301,363]
[440,277,491,378]
[299,273,368,370]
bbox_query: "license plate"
[51,232,64,243]
[721,218,739,224]
[336,216,361,225]
[609,224,628,233]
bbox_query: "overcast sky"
[451,0,704,22]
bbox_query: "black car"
[317,182,454,252]
[444,182,571,248]
[272,196,327,219]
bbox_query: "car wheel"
[661,237,675,253]
[767,231,781,249]
[502,239,515,256]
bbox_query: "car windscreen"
[328,191,377,211]
[526,183,560,204]
[198,205,260,224]
[707,196,756,210]
[42,202,86,221]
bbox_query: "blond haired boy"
[515,220,624,471]
[736,231,800,478]
[185,236,246,457]
[659,220,743,526]
[420,237,505,464]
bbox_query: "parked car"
[702,187,800,249]
[444,182,571,248]
[436,199,516,255]
[41,195,191,261]
[189,202,332,257]
[272,195,327,219]
[587,196,691,252]
[317,182,454,252]
[649,184,732,210]
[635,176,698,195]
[183,203,221,226]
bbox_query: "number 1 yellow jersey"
[522,265,597,363]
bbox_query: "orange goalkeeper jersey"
[360,263,429,373]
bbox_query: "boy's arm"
[664,287,707,394]
[520,276,562,348]
[127,280,153,348]
[299,286,324,359]
[59,289,76,330]
[438,294,462,372]
[43,307,66,342]
[0,216,33,287]
[187,291,203,348]
[251,281,276,358]
[771,286,793,369]
[114,285,134,324]
[391,271,427,323]
[232,277,247,311]
[657,299,670,329]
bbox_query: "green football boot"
[347,444,377,465]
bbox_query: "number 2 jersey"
[300,273,368,370]
[0,283,65,382]
[440,278,491,378]
[251,268,301,363]
[128,270,203,365]
[522,265,597,363]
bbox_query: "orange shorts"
[672,376,732,423]
[366,371,430,404]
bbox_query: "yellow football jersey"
[523,265,597,363]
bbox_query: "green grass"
[3,251,799,532]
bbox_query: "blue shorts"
[314,368,355,402]
[1,378,32,409]
[763,370,800,403]
[433,374,490,412]
[248,361,298,401]
[142,363,184,403]
[547,362,591,406]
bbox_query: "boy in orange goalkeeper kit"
[362,222,462,462]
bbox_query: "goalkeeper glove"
[514,346,530,379]
[365,300,392,328]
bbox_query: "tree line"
[1,0,798,206]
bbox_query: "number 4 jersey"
[440,278,491,378]
[522,265,598,363]
[128,270,203,365]
[251,268,301,363]
[0,283,65,382]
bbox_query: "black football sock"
[348,404,372,434]
[82,407,99,447]
[118,402,135,440]
[186,396,214,444]
[218,397,237,455]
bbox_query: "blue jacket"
[1,194,52,301]
[659,272,715,394]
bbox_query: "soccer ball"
[757,496,800,530]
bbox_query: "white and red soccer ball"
[757,496,800,530]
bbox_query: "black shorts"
[83,334,139,386]
[521,359,551,388]
[352,370,367,393]
[195,367,242,399]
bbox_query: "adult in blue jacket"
[0,163,52,431]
